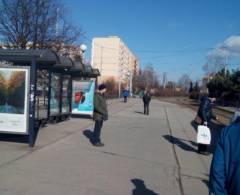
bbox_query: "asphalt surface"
[0,98,221,195]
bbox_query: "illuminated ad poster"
[61,78,71,114]
[0,67,29,134]
[50,73,61,116]
[71,80,95,115]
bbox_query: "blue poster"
[71,80,95,115]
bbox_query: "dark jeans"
[144,103,149,115]
[92,120,103,144]
[124,96,127,102]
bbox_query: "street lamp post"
[118,64,122,98]
[100,46,103,81]
[118,78,121,98]
[126,70,132,97]
[80,44,87,63]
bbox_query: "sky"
[62,0,240,81]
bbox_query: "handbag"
[194,115,202,125]
[197,125,211,145]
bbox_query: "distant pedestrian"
[196,95,217,154]
[142,91,151,115]
[123,89,129,103]
[209,117,240,195]
[92,84,108,147]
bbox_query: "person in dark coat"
[123,89,129,103]
[92,84,108,147]
[142,91,151,115]
[197,95,217,154]
[209,117,240,195]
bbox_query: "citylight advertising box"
[71,80,95,116]
[0,66,30,134]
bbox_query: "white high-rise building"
[91,36,139,89]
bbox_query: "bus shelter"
[0,49,99,147]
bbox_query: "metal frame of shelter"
[0,49,100,147]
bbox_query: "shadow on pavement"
[0,125,40,146]
[131,179,159,195]
[0,134,28,144]
[83,129,94,144]
[202,179,209,188]
[163,135,197,152]
[191,120,198,131]
[71,114,92,119]
[134,111,144,115]
[191,120,225,153]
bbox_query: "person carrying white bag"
[196,95,217,154]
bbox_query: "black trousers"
[144,103,149,115]
[92,120,103,144]
[124,96,127,102]
[198,143,207,153]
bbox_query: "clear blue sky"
[63,0,240,81]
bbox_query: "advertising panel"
[72,80,95,115]
[0,66,29,134]
[50,73,60,116]
[61,77,71,114]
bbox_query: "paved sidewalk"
[0,98,218,195]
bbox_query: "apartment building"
[91,36,139,89]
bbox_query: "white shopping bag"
[197,125,211,145]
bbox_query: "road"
[0,98,222,195]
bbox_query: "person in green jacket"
[92,84,108,147]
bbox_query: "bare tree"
[178,73,191,91]
[0,0,82,49]
[132,73,146,93]
[203,58,226,75]
[142,64,159,89]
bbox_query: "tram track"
[160,97,234,125]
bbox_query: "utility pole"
[222,46,228,74]
[100,46,103,82]
[163,72,167,89]
[118,63,122,98]
[225,54,228,74]
[129,70,132,96]
[55,7,59,37]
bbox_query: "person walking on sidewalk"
[92,84,108,147]
[197,95,217,154]
[142,90,151,115]
[209,117,240,195]
[123,89,129,103]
